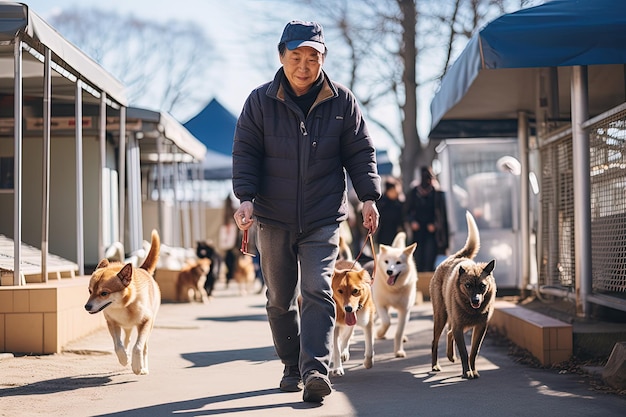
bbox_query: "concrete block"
[154,268,180,302]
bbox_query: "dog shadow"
[0,373,129,398]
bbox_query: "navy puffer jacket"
[232,69,381,234]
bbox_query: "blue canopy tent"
[184,98,237,156]
[184,98,236,180]
[429,0,626,139]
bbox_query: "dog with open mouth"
[371,231,417,358]
[330,258,376,376]
[85,230,161,375]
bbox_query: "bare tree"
[48,8,215,120]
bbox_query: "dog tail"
[453,211,480,260]
[391,231,407,248]
[140,229,160,274]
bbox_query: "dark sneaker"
[279,365,303,392]
[302,371,332,403]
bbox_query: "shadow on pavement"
[0,373,129,397]
[91,388,325,416]
[182,346,276,368]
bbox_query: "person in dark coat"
[231,20,381,403]
[404,166,449,272]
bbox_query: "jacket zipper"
[298,120,308,233]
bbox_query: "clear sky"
[13,0,408,151]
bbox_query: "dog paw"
[432,364,441,372]
[447,354,456,363]
[330,368,345,377]
[402,335,408,342]
[395,349,406,358]
[133,366,149,375]
[462,370,477,379]
[376,333,387,340]
[131,359,149,375]
[341,351,350,362]
[115,349,129,366]
[363,356,373,369]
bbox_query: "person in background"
[231,20,381,403]
[375,176,405,246]
[404,166,449,272]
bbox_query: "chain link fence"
[538,105,626,309]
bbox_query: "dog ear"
[458,266,466,277]
[96,259,109,269]
[357,269,372,282]
[483,260,496,276]
[405,242,417,256]
[117,263,134,287]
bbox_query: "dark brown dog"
[176,258,211,303]
[430,211,496,379]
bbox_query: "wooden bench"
[491,300,572,366]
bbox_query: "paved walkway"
[1,282,625,416]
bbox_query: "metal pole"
[99,92,107,260]
[571,66,591,317]
[518,111,530,292]
[13,39,23,286]
[156,137,164,241]
[127,134,140,252]
[41,48,51,283]
[118,107,126,248]
[75,80,85,275]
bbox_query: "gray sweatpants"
[256,222,339,378]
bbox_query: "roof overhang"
[0,2,127,106]
[429,0,626,139]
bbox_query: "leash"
[350,232,377,283]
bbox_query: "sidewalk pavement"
[1,281,625,417]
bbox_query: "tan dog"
[430,211,496,379]
[176,258,211,303]
[372,232,417,358]
[330,259,375,376]
[233,254,256,295]
[85,230,161,375]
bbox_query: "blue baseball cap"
[279,20,326,54]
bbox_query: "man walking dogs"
[232,20,381,403]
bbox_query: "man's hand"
[361,200,379,234]
[234,201,254,231]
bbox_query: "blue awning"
[429,0,626,139]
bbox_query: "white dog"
[372,232,417,358]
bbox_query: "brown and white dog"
[430,211,496,379]
[176,258,211,303]
[330,259,376,377]
[85,230,161,375]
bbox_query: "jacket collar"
[268,68,337,108]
